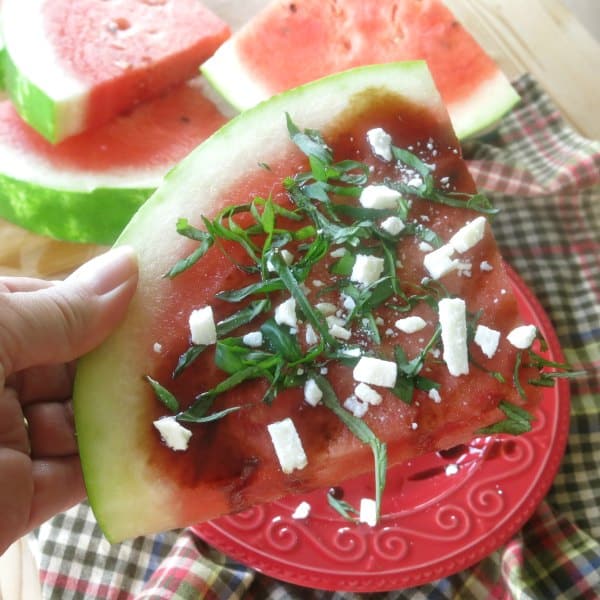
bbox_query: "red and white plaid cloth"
[33,74,600,599]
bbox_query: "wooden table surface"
[0,0,599,596]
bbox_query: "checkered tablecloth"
[32,74,600,599]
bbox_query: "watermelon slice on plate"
[0,78,229,244]
[201,0,520,139]
[73,62,552,543]
[2,0,230,143]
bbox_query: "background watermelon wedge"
[0,78,229,244]
[201,0,520,139]
[2,0,230,143]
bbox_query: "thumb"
[0,245,138,378]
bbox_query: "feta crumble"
[303,378,323,406]
[438,298,469,376]
[344,395,369,418]
[480,260,494,272]
[354,382,382,405]
[351,254,385,286]
[153,416,192,452]
[267,418,308,474]
[366,127,393,161]
[428,388,442,404]
[449,216,487,253]
[329,323,352,340]
[380,215,405,236]
[359,185,401,210]
[242,331,263,348]
[423,244,458,280]
[507,324,537,349]
[189,306,217,346]
[359,498,377,527]
[305,324,319,346]
[275,297,298,328]
[395,315,427,334]
[474,325,501,358]
[353,356,397,388]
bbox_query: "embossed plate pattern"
[193,265,571,592]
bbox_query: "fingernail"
[67,246,138,295]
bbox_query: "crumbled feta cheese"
[304,378,323,407]
[507,325,537,349]
[291,501,311,520]
[449,216,487,253]
[428,388,442,403]
[474,325,501,358]
[316,302,337,316]
[418,241,434,253]
[267,248,294,272]
[480,260,494,272]
[353,356,397,388]
[329,323,352,340]
[351,254,385,286]
[395,316,427,334]
[359,498,377,527]
[359,185,401,210]
[438,298,469,376]
[242,331,263,348]
[305,324,319,346]
[153,416,192,452]
[342,293,356,311]
[275,297,297,328]
[411,422,419,430]
[423,244,459,280]
[267,418,308,474]
[456,261,473,278]
[326,315,346,328]
[153,342,163,353]
[344,395,369,418]
[189,306,217,345]
[312,279,325,287]
[366,127,393,161]
[355,382,382,405]
[330,247,347,258]
[341,347,362,357]
[380,215,405,236]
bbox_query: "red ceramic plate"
[193,265,570,592]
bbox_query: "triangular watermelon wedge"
[201,0,520,139]
[2,0,230,143]
[0,78,229,244]
[74,62,547,543]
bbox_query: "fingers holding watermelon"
[0,246,138,554]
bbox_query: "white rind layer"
[2,0,88,137]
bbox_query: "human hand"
[0,246,138,555]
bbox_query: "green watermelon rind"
[74,61,451,542]
[3,49,66,143]
[0,173,153,244]
[201,38,521,140]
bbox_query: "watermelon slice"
[2,0,230,143]
[201,0,520,139]
[73,62,548,543]
[0,78,229,244]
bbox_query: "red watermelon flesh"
[237,0,496,105]
[202,0,520,139]
[143,105,539,526]
[44,0,230,132]
[3,0,230,142]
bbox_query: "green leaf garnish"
[145,375,180,413]
[315,375,387,524]
[326,491,359,523]
[478,401,534,435]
